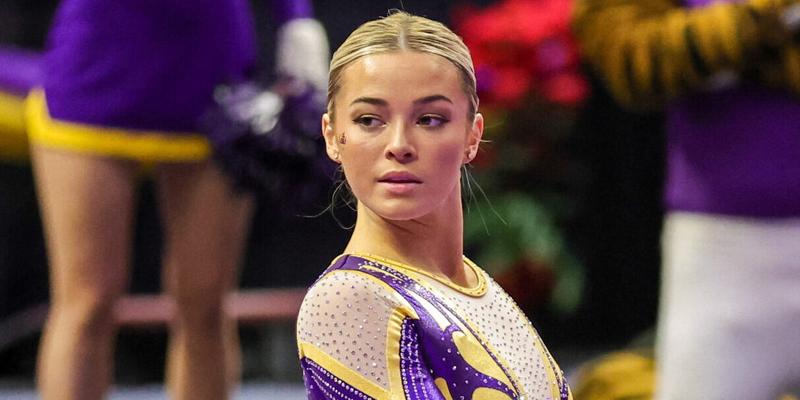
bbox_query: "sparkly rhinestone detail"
[302,357,375,399]
[297,271,397,387]
[353,253,488,297]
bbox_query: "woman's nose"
[385,123,416,162]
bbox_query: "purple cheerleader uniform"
[43,0,257,133]
[26,0,260,161]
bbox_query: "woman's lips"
[378,172,422,194]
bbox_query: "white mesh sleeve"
[297,270,411,390]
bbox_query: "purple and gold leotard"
[297,254,572,400]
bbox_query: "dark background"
[0,0,664,382]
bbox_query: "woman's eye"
[354,116,384,128]
[418,115,449,128]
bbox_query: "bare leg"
[156,161,253,400]
[32,146,137,400]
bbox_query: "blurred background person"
[573,0,800,398]
[23,1,328,399]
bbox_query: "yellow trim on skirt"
[25,89,211,162]
[0,90,30,163]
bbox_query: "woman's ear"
[321,113,340,162]
[464,112,484,163]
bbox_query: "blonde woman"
[296,12,572,400]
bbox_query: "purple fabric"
[200,81,331,195]
[301,357,375,399]
[0,47,41,95]
[666,86,800,217]
[42,0,257,132]
[270,0,313,24]
[398,319,447,399]
[664,0,800,217]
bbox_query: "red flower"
[541,71,590,107]
[453,0,589,108]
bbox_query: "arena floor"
[0,383,308,400]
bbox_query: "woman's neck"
[344,191,475,287]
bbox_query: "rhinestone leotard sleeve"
[297,268,444,399]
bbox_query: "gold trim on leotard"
[352,253,488,297]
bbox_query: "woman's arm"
[296,270,445,400]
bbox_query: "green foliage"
[464,191,584,314]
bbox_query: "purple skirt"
[42,0,257,133]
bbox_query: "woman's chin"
[366,201,432,222]
[376,209,425,222]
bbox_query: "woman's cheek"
[341,152,372,199]
[436,144,467,175]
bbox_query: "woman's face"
[323,51,483,221]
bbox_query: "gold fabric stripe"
[352,253,488,297]
[25,90,211,162]
[298,342,390,400]
[386,306,409,400]
[0,91,29,163]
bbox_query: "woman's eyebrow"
[413,95,453,105]
[349,95,454,107]
[350,97,387,107]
